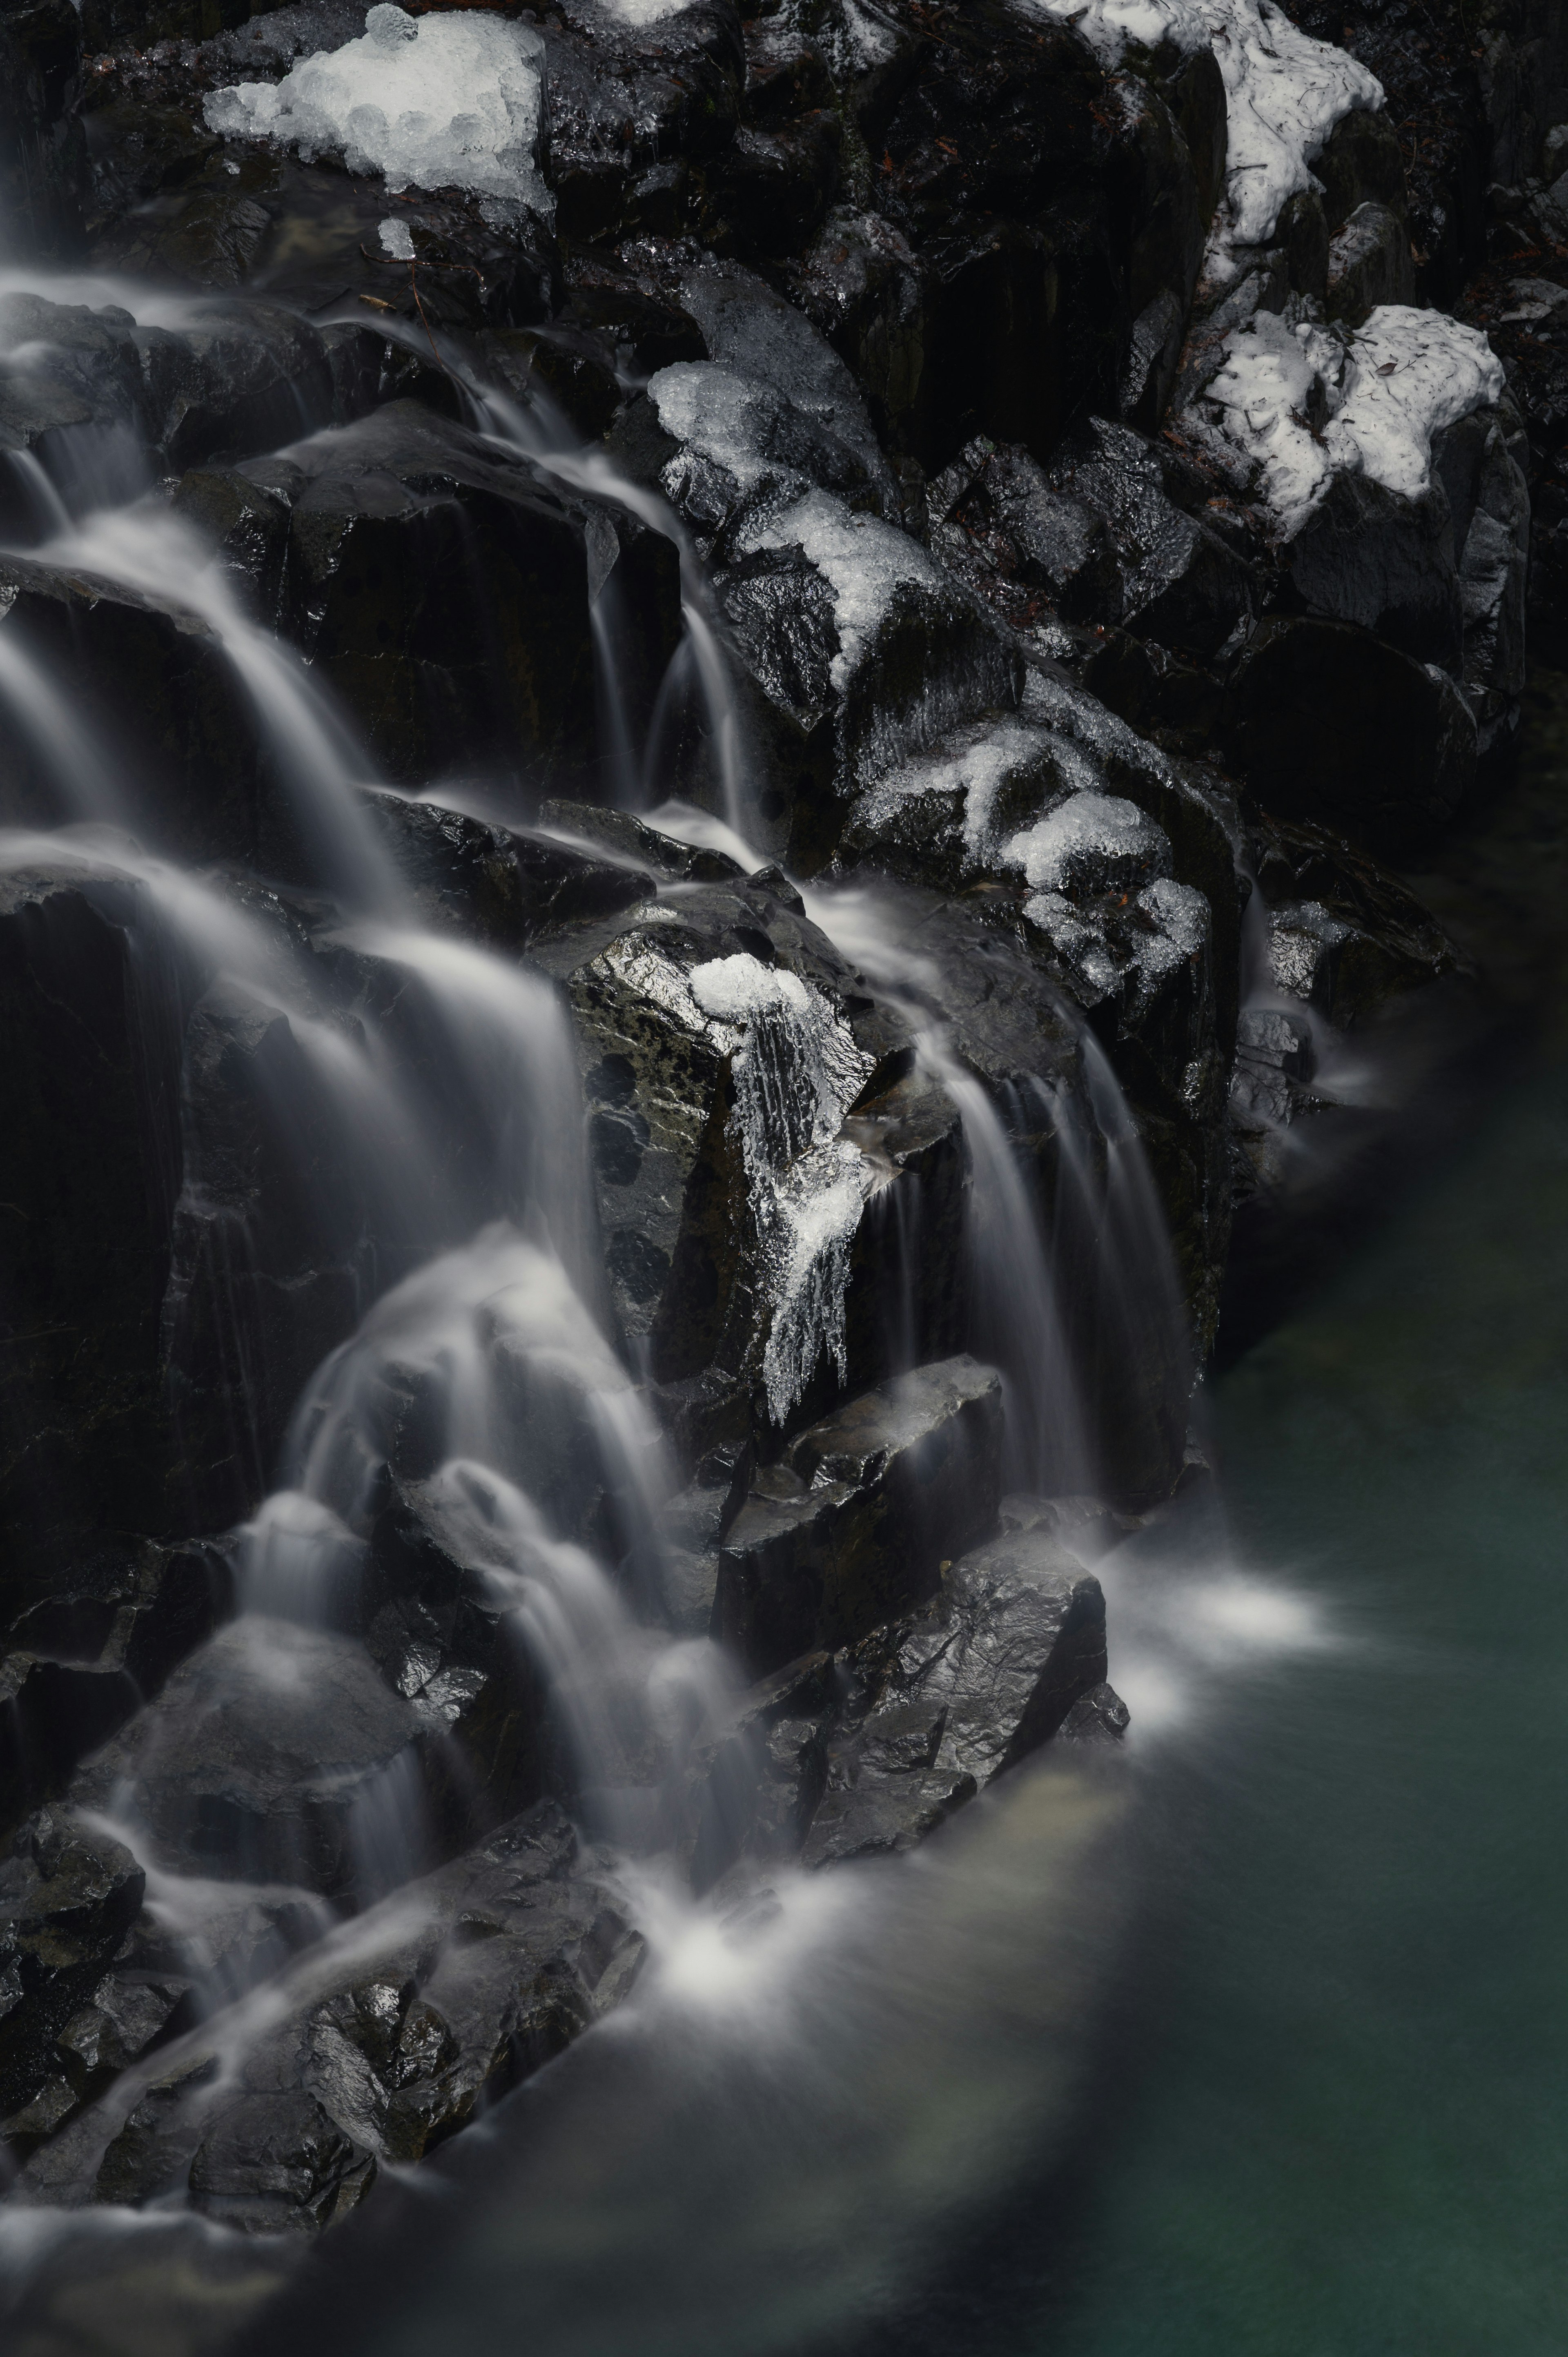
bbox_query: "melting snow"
[1206,303,1506,532]
[746,490,940,695]
[205,5,549,220]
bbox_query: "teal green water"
[1039,1058,1568,2355]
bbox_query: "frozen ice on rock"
[599,940,875,1423]
[1004,792,1171,900]
[379,217,414,261]
[746,491,942,695]
[204,5,549,221]
[686,953,876,1424]
[1206,304,1506,533]
[648,364,783,498]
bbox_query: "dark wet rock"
[360,1474,559,1841]
[0,1541,231,1839]
[205,399,681,794]
[1324,200,1417,322]
[187,2087,377,2233]
[1227,615,1479,857]
[688,1517,1115,1878]
[0,0,88,265]
[528,864,947,1456]
[357,789,658,947]
[0,866,190,1599]
[69,1619,430,1898]
[0,558,264,857]
[20,1800,641,2228]
[1043,417,1258,659]
[0,1811,146,2150]
[1247,813,1466,1029]
[714,1356,1004,1675]
[799,1526,1111,1865]
[1283,471,1463,674]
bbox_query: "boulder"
[714,1356,1004,1674]
[800,1526,1114,1866]
[1227,616,1479,857]
[69,1619,431,1899]
[207,401,682,795]
[688,1517,1118,1880]
[1325,201,1417,323]
[17,1800,642,2228]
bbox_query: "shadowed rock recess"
[0,0,1559,2314]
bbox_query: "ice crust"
[1016,0,1382,279]
[1206,303,1507,532]
[601,941,874,1424]
[204,5,548,218]
[1004,791,1172,900]
[746,490,942,693]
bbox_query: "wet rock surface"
[0,0,1556,2297]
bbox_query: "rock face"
[0,0,1550,2286]
[715,1356,1004,1673]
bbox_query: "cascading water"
[0,178,1314,2357]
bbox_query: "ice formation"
[1004,791,1172,900]
[747,490,942,695]
[598,941,874,1424]
[379,217,414,261]
[648,364,782,498]
[204,5,549,220]
[688,954,876,1424]
[1206,304,1507,533]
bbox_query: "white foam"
[205,4,548,220]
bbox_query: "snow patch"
[1198,0,1382,277]
[205,5,548,221]
[1011,0,1208,65]
[1206,303,1506,533]
[1004,791,1171,900]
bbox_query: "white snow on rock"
[378,216,414,261]
[1197,0,1382,274]
[1016,0,1382,282]
[1011,0,1209,65]
[1004,791,1171,900]
[205,5,549,220]
[745,490,941,694]
[1205,303,1507,533]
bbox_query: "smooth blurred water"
[860,1051,1568,2357]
